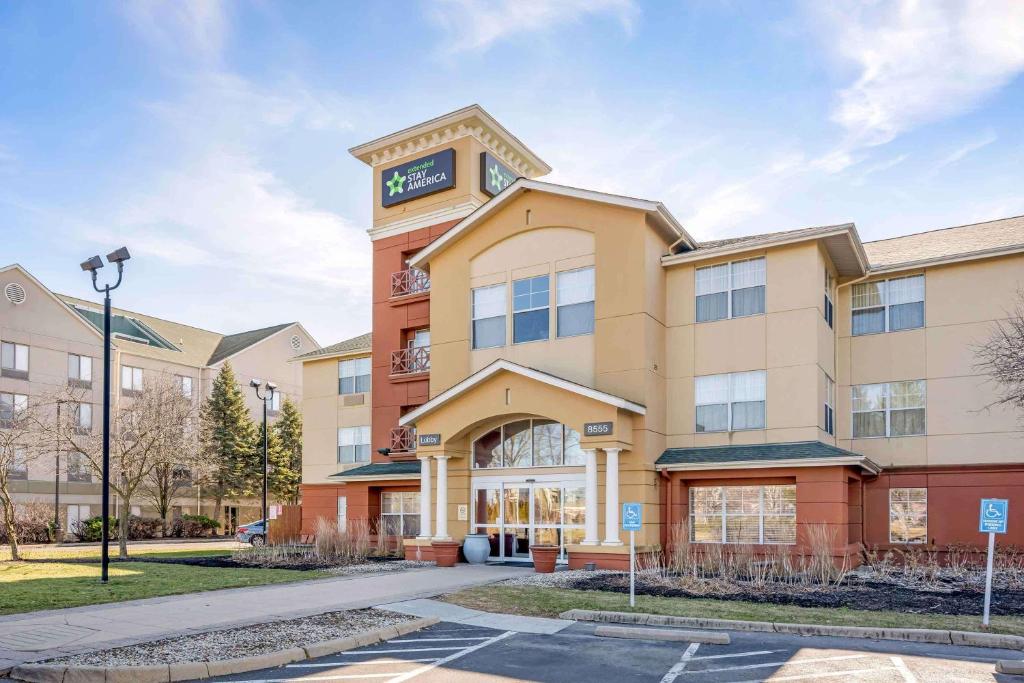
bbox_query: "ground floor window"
[889,487,927,544]
[689,485,796,544]
[381,491,420,537]
[337,496,347,531]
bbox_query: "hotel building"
[298,105,1024,568]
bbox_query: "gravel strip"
[323,560,433,576]
[46,609,417,667]
[502,568,619,587]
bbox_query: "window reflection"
[472,419,586,468]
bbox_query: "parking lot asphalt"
[207,620,1024,682]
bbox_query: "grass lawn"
[0,561,320,615]
[1,544,239,562]
[442,585,1024,637]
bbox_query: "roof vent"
[4,283,26,305]
[290,335,302,351]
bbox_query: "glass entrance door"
[472,478,585,563]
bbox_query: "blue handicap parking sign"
[979,499,1008,534]
[622,503,642,531]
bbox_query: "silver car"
[234,520,267,546]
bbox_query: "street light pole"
[249,380,277,531]
[81,247,130,584]
[54,400,64,541]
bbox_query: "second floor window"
[0,392,28,426]
[824,374,835,436]
[339,357,371,394]
[179,376,193,399]
[338,425,371,464]
[557,267,595,338]
[695,370,766,432]
[824,269,834,329]
[472,284,506,349]
[73,402,92,434]
[852,274,924,335]
[121,366,143,393]
[852,380,926,438]
[68,354,93,387]
[7,449,27,480]
[1,341,29,378]
[696,257,765,323]
[67,453,92,482]
[513,275,550,344]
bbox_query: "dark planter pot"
[431,540,460,567]
[530,544,558,573]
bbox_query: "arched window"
[473,419,585,468]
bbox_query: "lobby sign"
[583,421,613,437]
[381,148,456,208]
[418,433,442,447]
[479,151,519,197]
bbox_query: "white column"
[417,457,432,540]
[582,449,600,545]
[433,455,450,540]
[603,448,622,545]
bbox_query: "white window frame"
[178,375,193,399]
[472,283,507,349]
[337,496,347,530]
[556,266,595,338]
[695,257,766,323]
[695,370,766,432]
[0,392,29,426]
[689,485,796,545]
[381,491,421,537]
[512,274,550,344]
[851,274,925,335]
[471,419,585,469]
[889,487,927,544]
[68,354,93,384]
[824,374,835,436]
[851,380,926,438]
[339,357,371,395]
[824,269,834,329]
[1,341,29,373]
[121,365,143,392]
[73,402,92,432]
[7,448,28,479]
[337,425,371,464]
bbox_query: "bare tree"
[976,290,1024,419]
[143,413,203,535]
[0,395,43,560]
[52,374,197,558]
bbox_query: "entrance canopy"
[399,359,645,456]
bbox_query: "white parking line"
[732,667,899,682]
[891,656,919,683]
[386,630,514,682]
[287,659,438,668]
[690,650,783,661]
[659,642,701,683]
[340,647,467,654]
[685,653,871,674]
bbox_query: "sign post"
[622,503,642,607]
[978,498,1008,626]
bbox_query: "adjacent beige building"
[1,263,318,533]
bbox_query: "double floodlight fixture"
[249,378,263,388]
[80,247,131,273]
[250,379,278,393]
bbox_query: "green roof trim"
[656,441,877,470]
[71,306,180,351]
[330,461,421,478]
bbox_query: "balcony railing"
[389,426,417,454]
[390,346,430,376]
[391,268,430,298]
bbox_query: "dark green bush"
[170,514,221,538]
[71,514,164,542]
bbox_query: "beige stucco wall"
[836,252,1024,467]
[301,353,372,484]
[216,323,313,419]
[663,241,833,450]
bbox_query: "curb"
[996,660,1024,675]
[594,625,730,644]
[559,610,1024,651]
[8,617,440,683]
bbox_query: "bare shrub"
[314,517,370,563]
[801,523,848,586]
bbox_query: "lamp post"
[80,247,130,584]
[249,379,277,532]
[53,399,68,541]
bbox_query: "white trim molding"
[368,201,481,242]
[399,359,646,427]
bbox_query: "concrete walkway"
[0,564,529,673]
[378,597,573,634]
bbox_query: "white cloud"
[427,0,639,53]
[122,0,228,64]
[932,130,998,172]
[817,0,1024,147]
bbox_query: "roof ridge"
[864,214,1024,245]
[56,293,225,338]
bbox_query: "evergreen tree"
[260,419,297,506]
[272,397,303,505]
[199,363,258,522]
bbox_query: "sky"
[1,0,1023,346]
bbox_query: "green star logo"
[386,170,406,196]
[488,164,505,192]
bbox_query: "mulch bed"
[569,573,1024,616]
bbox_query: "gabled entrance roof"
[656,441,881,474]
[399,359,646,427]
